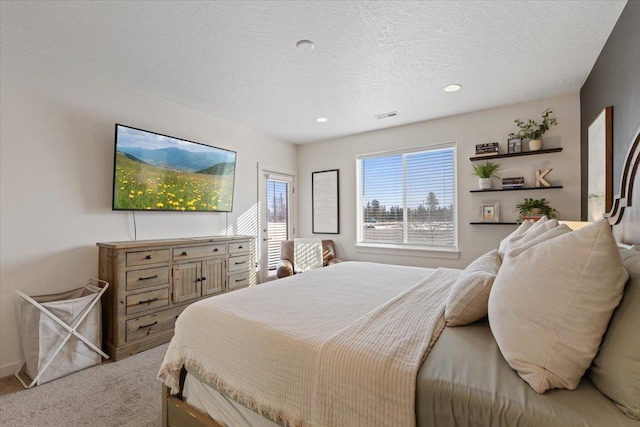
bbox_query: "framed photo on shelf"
[507,138,522,154]
[479,202,500,222]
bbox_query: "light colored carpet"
[0,343,168,427]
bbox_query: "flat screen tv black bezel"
[111,124,237,213]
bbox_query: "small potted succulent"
[472,161,501,190]
[515,198,558,223]
[509,108,558,151]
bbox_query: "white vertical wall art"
[312,169,339,234]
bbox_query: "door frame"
[257,163,297,283]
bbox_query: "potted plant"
[515,198,558,223]
[508,108,558,151]
[472,161,501,190]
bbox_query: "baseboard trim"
[0,361,22,379]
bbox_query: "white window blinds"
[267,179,289,271]
[357,144,456,248]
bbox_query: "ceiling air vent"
[375,111,399,120]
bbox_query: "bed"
[158,130,640,427]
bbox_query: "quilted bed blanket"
[158,261,460,427]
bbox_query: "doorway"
[258,165,296,282]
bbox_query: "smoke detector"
[375,111,399,120]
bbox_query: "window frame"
[355,142,458,254]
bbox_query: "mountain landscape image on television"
[113,125,236,212]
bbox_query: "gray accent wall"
[580,1,640,219]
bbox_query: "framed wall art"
[312,169,339,234]
[479,202,500,222]
[587,106,613,221]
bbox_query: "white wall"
[297,93,581,269]
[0,47,298,376]
[0,44,582,376]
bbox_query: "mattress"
[185,319,637,427]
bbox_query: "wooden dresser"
[97,235,255,361]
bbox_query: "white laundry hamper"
[15,278,110,388]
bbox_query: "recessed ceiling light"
[316,117,328,123]
[444,84,462,92]
[296,40,315,52]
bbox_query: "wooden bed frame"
[162,367,222,427]
[161,128,640,427]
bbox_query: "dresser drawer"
[126,249,170,267]
[126,266,169,291]
[173,244,226,261]
[228,254,251,272]
[228,240,251,255]
[126,288,169,315]
[228,270,251,290]
[126,305,187,342]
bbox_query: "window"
[356,143,456,250]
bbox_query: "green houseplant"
[515,198,558,223]
[471,161,501,190]
[508,108,558,151]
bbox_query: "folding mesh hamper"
[15,279,110,388]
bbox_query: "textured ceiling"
[0,1,627,144]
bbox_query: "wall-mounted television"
[112,124,237,212]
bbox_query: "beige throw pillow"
[445,250,501,327]
[497,220,533,259]
[506,223,571,258]
[498,217,562,260]
[520,218,559,241]
[489,219,628,393]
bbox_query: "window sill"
[354,243,460,259]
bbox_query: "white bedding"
[183,372,278,427]
[159,261,459,427]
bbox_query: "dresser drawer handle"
[181,251,187,256]
[238,245,243,249]
[235,278,247,282]
[145,255,152,260]
[138,275,158,281]
[138,297,158,304]
[138,321,158,329]
[213,248,219,252]
[235,261,246,265]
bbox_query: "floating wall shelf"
[469,146,563,226]
[470,185,563,193]
[469,147,563,161]
[469,222,518,225]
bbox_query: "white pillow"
[520,218,559,241]
[489,219,628,393]
[498,217,560,260]
[506,223,571,258]
[445,250,501,327]
[523,214,549,231]
[497,220,533,259]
